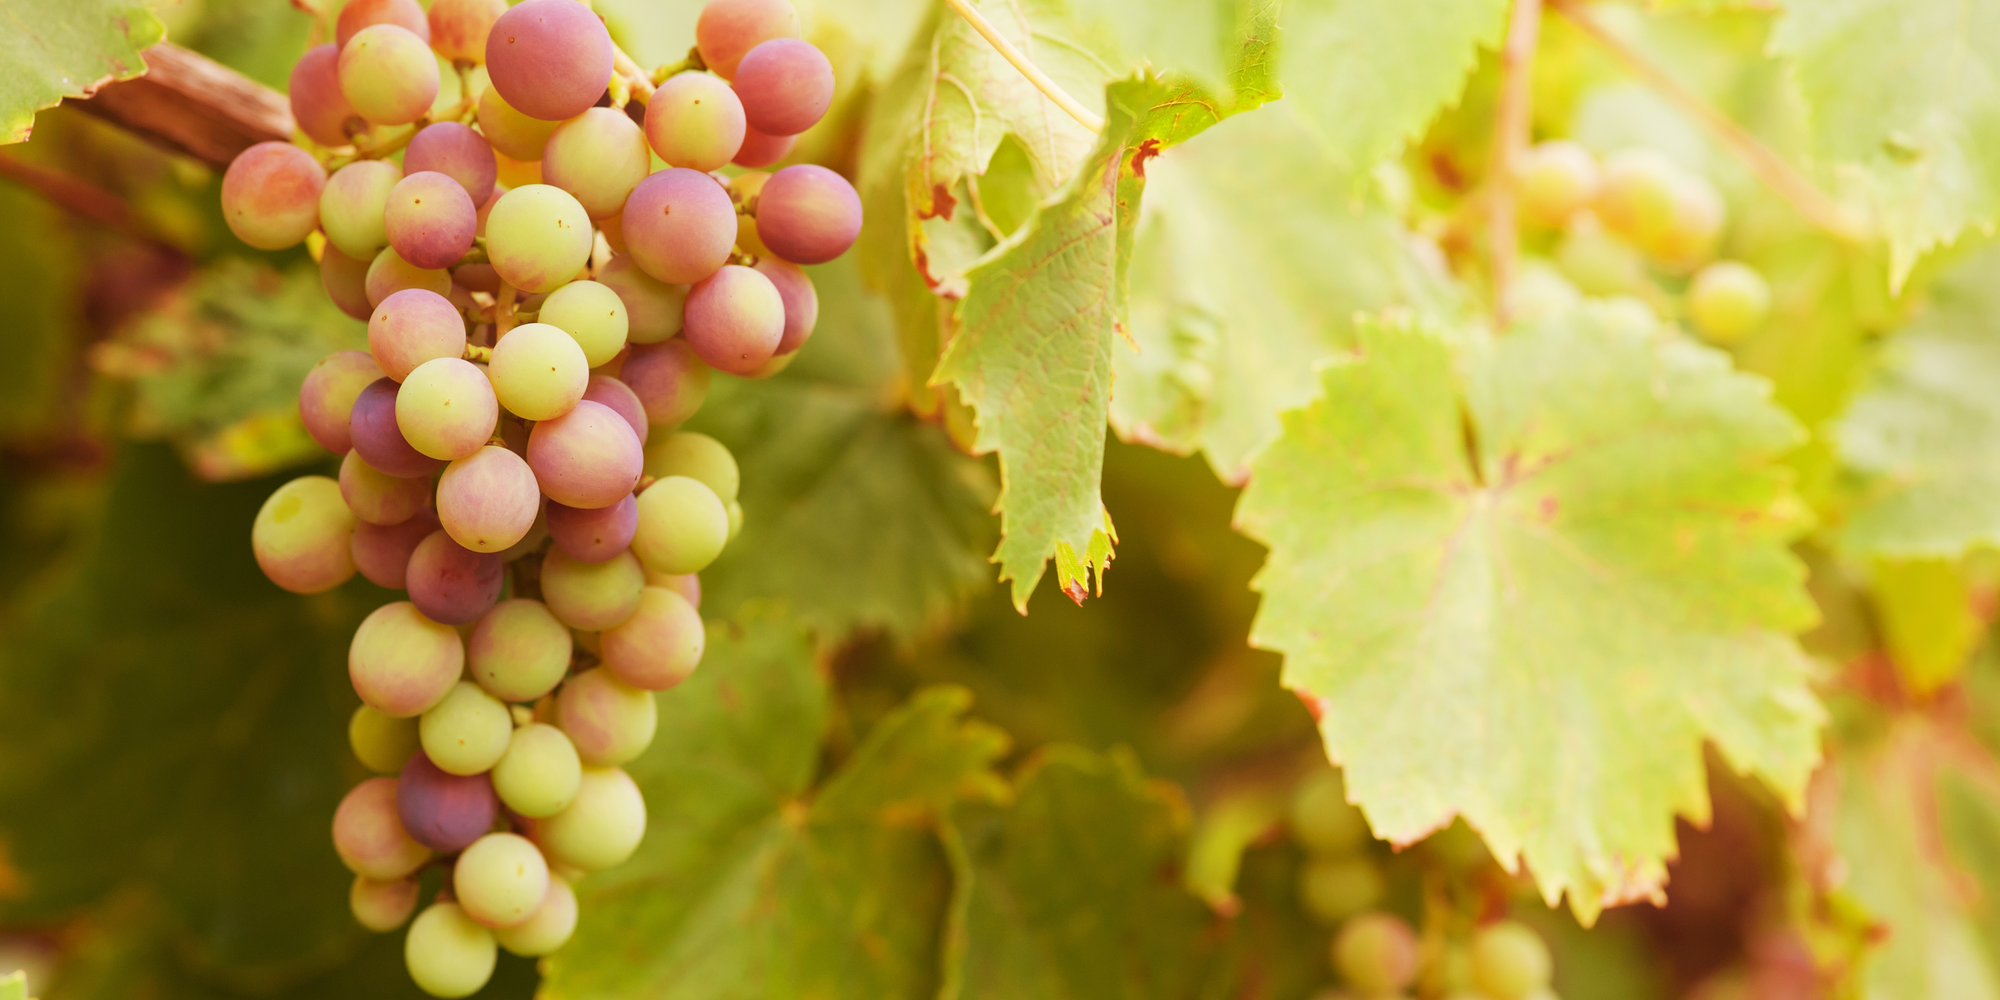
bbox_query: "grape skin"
[1332,912,1418,996]
[543,107,654,221]
[695,0,802,80]
[493,723,583,818]
[290,44,360,148]
[222,142,325,250]
[547,495,639,564]
[454,832,551,928]
[420,680,514,775]
[684,264,785,375]
[493,873,577,956]
[396,358,500,462]
[476,87,562,162]
[438,445,541,553]
[322,246,377,320]
[407,528,506,625]
[486,185,595,293]
[1595,148,1681,243]
[621,168,737,284]
[468,599,572,701]
[321,159,400,260]
[335,0,429,48]
[526,400,645,509]
[598,255,688,344]
[1470,921,1553,1000]
[300,350,384,454]
[732,38,834,137]
[253,475,357,594]
[733,125,795,169]
[645,432,739,503]
[353,508,441,589]
[557,668,657,766]
[490,322,589,420]
[334,777,431,880]
[398,751,501,853]
[540,280,630,367]
[369,288,466,382]
[340,448,431,526]
[645,72,748,173]
[1645,173,1725,265]
[1516,140,1599,226]
[350,873,420,932]
[385,171,479,270]
[366,246,453,309]
[404,902,497,999]
[407,121,499,207]
[350,601,466,717]
[753,257,817,354]
[541,547,646,631]
[645,568,701,609]
[426,0,506,65]
[620,340,710,427]
[485,0,615,123]
[1298,856,1383,925]
[632,475,729,575]
[755,164,862,265]
[350,704,422,773]
[536,766,646,871]
[338,24,440,127]
[602,586,704,691]
[581,374,649,445]
[1290,770,1367,855]
[1688,260,1770,343]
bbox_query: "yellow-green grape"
[1594,148,1681,244]
[350,874,420,931]
[644,431,739,503]
[340,448,431,527]
[1554,214,1647,297]
[419,680,513,776]
[485,184,594,294]
[600,586,703,691]
[338,24,440,127]
[632,475,729,575]
[349,704,421,772]
[321,159,402,260]
[396,358,500,461]
[468,598,572,701]
[475,85,561,162]
[598,254,687,344]
[1643,172,1725,266]
[540,547,645,631]
[404,902,497,999]
[540,280,630,367]
[493,873,577,955]
[493,723,583,817]
[1516,140,1598,226]
[555,667,657,766]
[1290,770,1368,855]
[1470,921,1553,1000]
[252,475,357,594]
[1507,263,1582,326]
[349,601,465,718]
[367,245,452,309]
[1333,912,1419,997]
[1299,856,1385,925]
[1687,260,1770,344]
[726,500,743,540]
[490,322,590,421]
[537,766,646,871]
[453,832,550,928]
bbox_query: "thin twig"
[1489,0,1543,329]
[1549,0,1866,242]
[611,44,657,106]
[940,0,1103,133]
[0,152,175,249]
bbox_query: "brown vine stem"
[0,152,169,248]
[940,0,1104,133]
[612,44,658,106]
[496,282,520,340]
[1547,0,1867,242]
[1488,0,1543,330]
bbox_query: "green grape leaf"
[1834,245,2000,557]
[0,0,162,144]
[1235,309,1824,922]
[544,620,1010,1000]
[1770,0,2000,286]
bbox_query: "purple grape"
[337,0,430,47]
[547,495,639,563]
[619,340,710,427]
[732,125,794,168]
[754,164,860,264]
[405,122,498,205]
[526,400,644,509]
[732,38,833,137]
[353,508,441,589]
[684,264,783,375]
[485,0,614,122]
[620,168,736,284]
[290,44,359,148]
[385,171,478,270]
[397,751,499,853]
[581,374,648,445]
[407,529,505,624]
[752,257,816,354]
[322,246,375,321]
[351,378,448,478]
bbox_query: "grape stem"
[1487,0,1543,329]
[611,44,657,106]
[940,0,1105,133]
[1547,0,1866,243]
[496,282,520,340]
[649,47,708,85]
[463,344,494,364]
[322,69,479,170]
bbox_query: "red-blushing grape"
[486,184,594,293]
[598,255,687,344]
[543,107,652,221]
[1645,173,1725,265]
[546,495,638,563]
[300,349,384,454]
[581,374,648,444]
[353,508,441,589]
[336,0,429,47]
[732,38,833,137]
[398,752,500,852]
[468,599,571,701]
[601,586,702,690]
[369,288,466,381]
[352,376,446,477]
[644,567,700,608]
[222,141,325,250]
[476,87,561,161]
[340,448,431,525]
[455,832,549,928]
[350,600,464,717]
[632,475,727,575]
[438,445,540,552]
[397,357,500,460]
[540,280,628,366]
[405,902,497,998]
[366,246,452,308]
[555,668,656,765]
[351,873,420,931]
[535,766,645,870]
[407,528,505,624]
[334,777,430,879]
[619,339,709,426]
[253,475,357,593]
[1471,921,1554,1000]
[406,122,499,204]
[541,547,644,630]
[290,44,360,147]
[1688,260,1770,343]
[732,125,793,168]
[621,168,735,284]
[385,171,478,270]
[695,0,800,80]
[645,72,746,172]
[526,399,644,508]
[427,0,506,64]
[493,874,576,955]
[684,264,783,374]
[486,0,614,122]
[323,246,376,320]
[755,164,860,264]
[339,24,440,127]
[752,256,816,354]
[1332,912,1418,996]
[644,431,736,502]
[492,724,580,818]
[490,322,588,420]
[321,159,400,260]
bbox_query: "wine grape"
[601,586,703,690]
[300,350,384,454]
[546,495,639,563]
[492,723,582,818]
[253,475,357,594]
[732,38,833,137]
[407,528,506,624]
[754,164,861,264]
[536,766,646,871]
[290,44,360,147]
[597,254,687,344]
[1595,148,1681,243]
[404,902,497,999]
[1516,140,1599,226]
[454,832,550,929]
[543,107,653,220]
[1470,921,1553,1000]
[353,507,442,589]
[476,86,562,162]
[1290,770,1367,855]
[339,24,440,127]
[1332,912,1418,996]
[526,399,645,508]
[468,599,571,701]
[350,600,465,717]
[340,448,431,526]
[684,264,784,374]
[367,246,454,308]
[1298,856,1384,925]
[350,704,422,773]
[644,567,701,609]
[732,125,794,168]
[1687,260,1770,344]
[321,159,401,260]
[221,141,325,250]
[645,432,738,503]
[395,358,498,461]
[385,171,479,270]
[1645,172,1725,265]
[620,340,710,427]
[555,668,656,766]
[438,445,541,552]
[632,475,728,575]
[696,0,800,79]
[323,245,377,320]
[541,547,645,630]
[540,280,629,367]
[486,0,614,122]
[369,288,467,382]
[490,322,589,420]
[493,873,577,955]
[420,680,513,775]
[336,0,429,47]
[350,873,420,932]
[397,751,500,852]
[645,72,747,173]
[581,374,648,445]
[753,256,816,354]
[486,184,594,293]
[427,0,506,65]
[621,167,736,284]
[334,777,431,879]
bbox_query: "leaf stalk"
[940,0,1105,133]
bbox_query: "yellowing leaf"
[0,0,162,143]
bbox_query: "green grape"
[539,280,630,367]
[493,873,577,955]
[338,24,440,127]
[333,776,431,879]
[632,476,729,575]
[1515,140,1598,227]
[601,586,703,690]
[1298,856,1385,926]
[396,357,500,461]
[555,667,657,766]
[1290,770,1368,855]
[453,832,550,928]
[1554,215,1646,297]
[252,475,357,594]
[1643,172,1725,266]
[1687,261,1770,344]
[468,599,572,701]
[536,765,646,871]
[492,722,582,818]
[543,107,653,220]
[541,547,645,631]
[1594,149,1680,244]
[476,86,562,161]
[490,322,589,421]
[1333,912,1419,996]
[404,902,497,999]
[339,448,431,527]
[321,159,401,260]
[350,873,419,931]
[726,499,743,540]
[419,680,513,776]
[598,254,687,344]
[485,184,594,294]
[349,704,421,772]
[643,431,738,503]
[1470,921,1553,1000]
[350,601,465,718]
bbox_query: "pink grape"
[475,87,561,161]
[486,185,594,293]
[385,171,478,270]
[752,257,816,354]
[601,586,702,690]
[542,107,652,221]
[396,357,499,461]
[349,601,464,717]
[645,568,700,609]
[339,24,440,127]
[732,39,832,137]
[353,377,447,478]
[221,141,324,250]
[438,445,541,553]
[341,448,432,525]
[645,72,746,172]
[428,0,506,64]
[322,246,375,320]
[732,125,793,168]
[290,43,360,147]
[554,667,655,765]
[398,752,499,853]
[546,494,638,563]
[321,159,401,260]
[253,476,357,594]
[353,508,441,589]
[695,0,800,80]
[526,399,644,508]
[621,168,735,284]
[406,122,499,205]
[300,349,384,454]
[336,0,430,47]
[369,288,466,382]
[755,164,860,264]
[486,0,614,122]
[366,246,452,309]
[581,374,648,444]
[334,777,431,879]
[598,255,687,344]
[684,264,783,374]
[619,340,710,426]
[408,528,505,624]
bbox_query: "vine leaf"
[0,0,163,143]
[1236,309,1824,922]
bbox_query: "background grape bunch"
[224,0,855,993]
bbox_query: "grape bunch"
[225,0,855,994]
[1289,769,1386,926]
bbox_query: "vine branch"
[611,44,657,106]
[73,43,292,170]
[1488,0,1543,329]
[940,0,1104,133]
